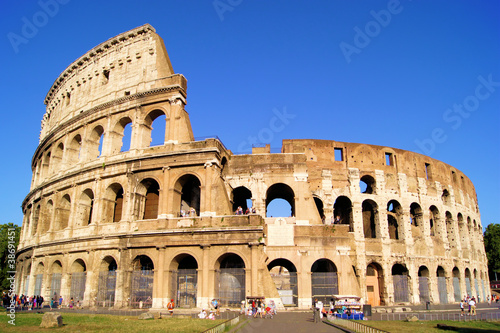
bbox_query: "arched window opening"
[147,110,166,147]
[333,196,353,231]
[392,263,409,303]
[418,266,430,304]
[216,254,245,307]
[410,203,423,238]
[387,200,402,240]
[313,197,325,223]
[131,255,154,309]
[171,254,198,308]
[103,184,124,223]
[34,263,44,296]
[52,143,64,172]
[362,200,377,238]
[55,194,71,230]
[50,261,63,302]
[311,259,338,304]
[465,268,472,296]
[175,175,201,217]
[141,180,159,220]
[110,117,133,154]
[442,189,450,205]
[70,259,87,303]
[266,183,295,218]
[42,152,51,179]
[437,266,448,304]
[41,200,53,234]
[366,262,384,306]
[67,134,82,165]
[446,211,457,250]
[77,189,94,227]
[97,257,118,307]
[232,186,252,214]
[429,206,439,237]
[452,267,461,302]
[360,175,375,194]
[268,259,298,306]
[32,204,40,235]
[88,125,105,159]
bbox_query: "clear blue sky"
[1,1,499,230]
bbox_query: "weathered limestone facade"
[16,24,488,310]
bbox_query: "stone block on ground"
[40,312,63,328]
[138,312,154,320]
[405,315,419,322]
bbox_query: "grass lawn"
[362,320,500,333]
[0,312,226,332]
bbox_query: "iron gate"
[24,276,30,296]
[70,272,87,301]
[438,277,448,304]
[393,275,409,303]
[482,280,486,302]
[97,271,116,307]
[465,277,471,296]
[453,277,461,301]
[173,269,197,308]
[418,277,430,303]
[130,270,153,308]
[271,271,298,306]
[50,273,62,301]
[216,268,245,307]
[34,274,43,296]
[311,272,338,304]
[474,279,480,299]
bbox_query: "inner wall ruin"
[16,24,488,310]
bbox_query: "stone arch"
[174,174,201,217]
[387,200,402,240]
[465,268,472,296]
[69,259,87,303]
[313,196,325,223]
[366,262,385,306]
[170,253,199,308]
[144,109,167,147]
[392,263,409,303]
[41,199,53,233]
[49,260,63,301]
[111,116,133,154]
[445,211,458,251]
[55,194,71,230]
[311,258,338,304]
[97,256,118,307]
[360,174,376,194]
[32,203,41,235]
[232,186,252,213]
[87,124,105,159]
[41,150,51,180]
[452,267,461,301]
[34,262,45,296]
[429,205,440,237]
[333,196,353,231]
[130,255,154,309]
[136,178,160,220]
[266,183,295,217]
[362,199,378,238]
[215,253,246,306]
[267,258,298,306]
[103,183,125,223]
[437,266,448,304]
[410,202,423,238]
[66,133,82,165]
[418,266,430,303]
[442,189,451,206]
[52,142,64,172]
[76,189,94,227]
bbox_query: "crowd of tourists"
[2,293,45,310]
[240,298,277,318]
[235,206,256,215]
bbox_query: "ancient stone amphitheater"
[16,24,488,310]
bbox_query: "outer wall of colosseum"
[16,24,489,311]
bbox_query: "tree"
[0,223,21,291]
[484,223,500,281]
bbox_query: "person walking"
[470,297,476,316]
[167,299,175,316]
[460,299,465,316]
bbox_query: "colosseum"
[16,24,489,311]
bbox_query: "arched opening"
[41,200,53,234]
[465,268,472,297]
[452,267,461,302]
[88,125,105,159]
[171,254,198,308]
[70,259,87,303]
[42,151,50,179]
[387,200,402,240]
[362,200,378,238]
[147,110,166,147]
[410,203,423,238]
[474,269,480,300]
[266,183,295,218]
[136,178,160,220]
[55,194,71,230]
[232,186,252,214]
[437,266,448,304]
[52,143,64,172]
[446,211,457,251]
[34,263,44,296]
[131,255,154,309]
[23,207,31,239]
[313,197,325,223]
[418,266,430,304]
[174,174,201,217]
[311,259,338,304]
[111,117,132,153]
[392,264,409,303]
[67,134,82,165]
[216,253,245,307]
[77,189,94,227]
[32,204,40,235]
[103,183,124,223]
[442,189,450,205]
[267,259,298,306]
[333,196,353,231]
[429,206,440,237]
[366,262,384,306]
[50,261,62,303]
[360,175,376,194]
[97,256,118,307]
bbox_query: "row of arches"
[33,109,170,187]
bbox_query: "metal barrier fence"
[378,312,500,321]
[327,317,389,333]
[201,314,244,333]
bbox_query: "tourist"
[211,298,219,316]
[69,297,74,309]
[469,297,476,316]
[59,296,63,309]
[198,309,207,319]
[50,298,54,310]
[460,299,465,316]
[167,299,175,316]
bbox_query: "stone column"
[199,245,211,309]
[153,247,166,308]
